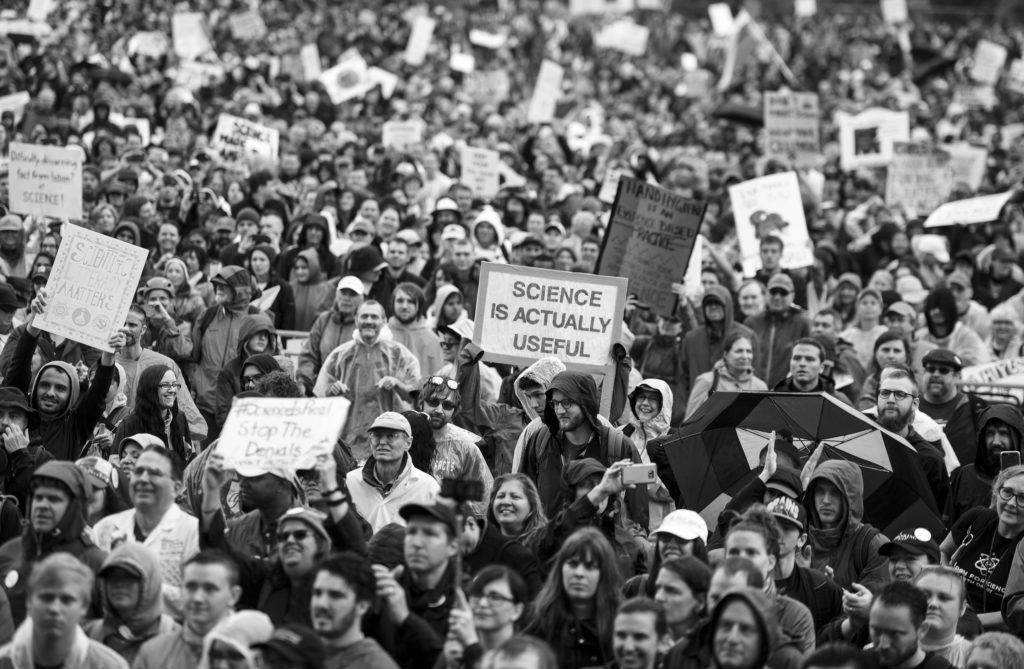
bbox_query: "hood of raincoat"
[198,611,274,669]
[542,371,601,436]
[513,356,567,421]
[471,208,506,249]
[708,588,780,669]
[923,286,958,339]
[212,265,254,314]
[117,432,165,458]
[24,461,92,557]
[290,247,323,285]
[240,353,282,383]
[806,460,864,542]
[628,378,673,441]
[430,284,464,320]
[29,360,81,419]
[235,312,278,359]
[702,284,735,339]
[974,403,1024,477]
[112,220,141,245]
[98,542,166,632]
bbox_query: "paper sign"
[599,167,625,204]
[228,10,268,41]
[0,92,30,125]
[838,108,910,170]
[465,70,511,104]
[26,0,53,22]
[461,146,500,200]
[115,117,151,147]
[473,263,627,372]
[469,29,506,50]
[961,357,1024,404]
[218,397,350,472]
[971,39,1007,85]
[128,31,170,59]
[880,0,908,24]
[9,143,82,219]
[708,3,735,36]
[764,91,820,168]
[885,143,952,219]
[368,67,399,99]
[924,191,1012,228]
[382,120,424,151]
[450,51,475,73]
[954,83,997,110]
[35,224,148,353]
[172,13,211,61]
[319,54,373,105]
[795,0,817,17]
[211,114,280,162]
[1008,60,1024,95]
[569,0,634,14]
[594,20,650,57]
[527,60,563,124]
[405,15,436,66]
[598,178,705,316]
[729,171,813,275]
[174,61,224,92]
[300,43,321,81]
[944,143,988,190]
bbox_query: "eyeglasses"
[157,382,181,392]
[470,591,517,606]
[208,646,246,662]
[424,398,458,411]
[924,365,955,376]
[998,487,1024,507]
[242,373,265,388]
[132,466,168,479]
[277,529,311,542]
[438,340,459,350]
[768,288,790,297]
[548,398,577,410]
[878,389,916,401]
[427,376,459,391]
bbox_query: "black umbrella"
[712,102,764,127]
[663,391,943,539]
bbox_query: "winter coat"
[389,316,445,380]
[680,286,759,398]
[346,456,441,532]
[947,404,1024,526]
[289,248,332,331]
[214,314,279,425]
[745,306,813,388]
[686,359,768,418]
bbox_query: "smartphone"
[621,463,657,485]
[1002,451,1021,470]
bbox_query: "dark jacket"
[947,404,1024,526]
[465,523,543,597]
[775,564,843,635]
[918,390,987,468]
[214,314,280,425]
[0,324,99,381]
[745,306,812,388]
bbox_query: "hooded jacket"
[84,544,179,665]
[745,304,812,389]
[470,209,508,264]
[918,288,990,366]
[388,314,445,381]
[428,284,468,329]
[516,371,649,530]
[686,359,769,418]
[214,314,280,425]
[804,461,889,593]
[707,589,781,669]
[623,380,676,511]
[680,286,758,399]
[197,611,273,669]
[0,462,107,624]
[290,248,332,331]
[947,404,1024,526]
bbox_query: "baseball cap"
[767,496,806,531]
[0,215,21,232]
[545,220,566,236]
[765,465,802,499]
[0,387,35,426]
[369,411,412,437]
[857,287,882,304]
[884,301,917,320]
[946,271,971,289]
[236,208,260,225]
[346,246,388,275]
[346,218,375,237]
[336,275,364,295]
[512,232,543,249]
[75,456,119,491]
[142,277,174,300]
[252,624,325,669]
[399,502,458,535]
[879,527,940,563]
[921,348,963,371]
[0,283,22,311]
[395,229,421,245]
[836,272,863,290]
[895,275,928,304]
[652,509,709,544]
[441,224,467,241]
[767,273,794,293]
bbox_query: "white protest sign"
[954,83,997,111]
[880,0,908,24]
[128,31,170,59]
[9,143,82,219]
[228,10,268,41]
[962,358,1024,404]
[729,171,813,275]
[795,0,817,17]
[527,60,563,124]
[35,225,148,353]
[708,3,735,36]
[450,51,475,74]
[465,70,511,104]
[319,54,372,105]
[171,13,212,61]
[211,114,280,162]
[300,44,321,81]
[569,0,634,14]
[943,143,988,190]
[469,30,506,50]
[369,68,399,99]
[0,92,30,125]
[764,91,820,168]
[599,167,625,204]
[174,61,224,92]
[594,20,650,57]
[1008,60,1024,95]
[460,146,500,200]
[382,120,425,151]
[838,108,910,170]
[971,39,1007,86]
[26,0,53,22]
[885,143,953,219]
[405,15,436,66]
[497,162,528,189]
[473,263,627,372]
[114,117,151,147]
[218,397,350,472]
[924,191,1012,228]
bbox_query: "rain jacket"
[289,248,332,331]
[686,359,768,418]
[389,315,445,380]
[745,305,813,389]
[805,461,890,593]
[84,544,179,665]
[0,619,128,669]
[622,379,676,525]
[214,315,279,425]
[428,284,468,329]
[6,337,113,462]
[917,288,990,366]
[515,371,649,530]
[947,404,1024,526]
[429,422,493,519]
[313,326,421,461]
[470,209,508,264]
[298,304,358,391]
[0,462,107,624]
[196,611,273,669]
[680,286,758,398]
[346,455,440,532]
[629,333,686,424]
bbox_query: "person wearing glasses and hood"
[621,380,676,528]
[917,286,990,367]
[947,404,1024,527]
[213,313,280,426]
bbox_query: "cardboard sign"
[764,91,820,168]
[9,143,82,219]
[954,83,997,111]
[971,39,1007,86]
[218,397,350,472]
[526,60,563,124]
[880,0,908,24]
[460,146,500,200]
[594,20,650,57]
[404,15,435,66]
[598,178,705,317]
[795,0,817,17]
[211,114,280,162]
[473,263,627,372]
[171,12,211,61]
[729,171,813,275]
[26,0,53,22]
[961,357,1024,404]
[464,70,511,104]
[35,225,148,353]
[1008,60,1024,96]
[838,108,910,170]
[708,3,735,36]
[228,10,268,41]
[300,43,321,81]
[319,54,373,105]
[0,92,30,125]
[944,143,988,190]
[382,120,425,151]
[885,143,953,219]
[924,191,1012,228]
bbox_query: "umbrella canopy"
[663,391,943,539]
[712,102,763,127]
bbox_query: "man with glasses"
[947,404,1024,526]
[746,273,811,388]
[916,348,988,468]
[93,444,197,619]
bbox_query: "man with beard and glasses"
[868,581,954,669]
[387,282,443,379]
[916,348,988,469]
[93,445,197,619]
[299,275,364,395]
[610,598,664,669]
[315,301,421,462]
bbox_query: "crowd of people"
[0,0,1021,669]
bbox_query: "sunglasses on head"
[427,376,459,391]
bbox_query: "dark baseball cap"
[767,495,806,531]
[921,348,963,371]
[879,527,940,563]
[765,465,803,499]
[252,623,325,669]
[399,502,458,536]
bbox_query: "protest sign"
[708,3,735,36]
[405,15,435,66]
[300,43,322,81]
[172,13,211,61]
[924,191,1012,228]
[954,83,997,111]
[218,397,351,472]
[174,61,224,92]
[211,114,280,162]
[465,70,511,104]
[497,162,528,189]
[1008,60,1024,95]
[944,143,988,190]
[35,224,148,353]
[884,143,953,219]
[527,60,563,124]
[764,92,820,168]
[795,0,817,17]
[319,54,373,105]
[598,178,705,317]
[594,20,650,57]
[450,51,475,74]
[729,171,813,275]
[9,143,82,219]
[838,108,910,170]
[369,68,399,99]
[0,19,50,38]
[971,39,1007,85]
[128,31,170,59]
[113,116,151,147]
[599,167,625,204]
[228,10,268,41]
[569,0,633,14]
[962,358,1024,404]
[460,146,500,200]
[880,0,908,24]
[382,120,424,151]
[0,92,30,125]
[266,26,301,55]
[26,0,53,22]
[469,30,506,50]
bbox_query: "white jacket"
[346,459,440,533]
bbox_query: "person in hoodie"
[111,219,156,280]
[917,286,990,366]
[245,244,295,330]
[0,461,108,624]
[196,610,274,669]
[314,300,421,461]
[298,275,364,395]
[803,460,890,593]
[946,404,1024,526]
[621,380,676,528]
[83,362,129,458]
[388,282,444,380]
[686,333,767,418]
[84,543,180,665]
[213,313,280,426]
[745,274,812,388]
[278,213,342,281]
[708,588,782,669]
[514,370,649,531]
[429,283,468,331]
[470,207,509,264]
[5,289,123,462]
[289,248,333,332]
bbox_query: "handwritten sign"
[218,397,350,472]
[0,92,30,125]
[764,92,820,168]
[319,54,373,105]
[527,60,563,124]
[172,13,211,61]
[599,167,625,204]
[405,15,435,66]
[838,108,910,170]
[708,3,735,36]
[594,20,650,57]
[228,10,267,41]
[795,0,817,17]
[880,0,908,24]
[885,143,953,219]
[473,263,626,372]
[971,40,1007,86]
[36,225,148,352]
[382,120,425,151]
[461,146,500,200]
[729,171,813,275]
[465,70,511,104]
[211,114,279,163]
[598,178,705,316]
[26,0,53,22]
[924,191,1012,228]
[9,143,82,219]
[300,43,321,81]
[944,143,988,190]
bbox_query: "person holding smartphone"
[947,405,1024,527]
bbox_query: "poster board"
[0,92,32,126]
[404,15,436,66]
[884,143,953,219]
[593,20,650,57]
[464,70,511,104]
[597,177,705,317]
[838,108,910,170]
[460,146,500,200]
[971,39,1007,85]
[319,54,373,105]
[795,0,817,17]
[944,143,988,190]
[300,44,321,81]
[708,3,736,36]
[171,13,211,61]
[35,224,148,353]
[526,60,564,124]
[9,142,82,219]
[228,10,268,41]
[880,0,908,24]
[729,171,813,275]
[1008,60,1024,96]
[382,120,425,151]
[764,92,820,168]
[961,358,1024,404]
[211,114,280,162]
[924,191,1012,228]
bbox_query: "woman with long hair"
[443,566,529,669]
[246,244,295,330]
[112,364,193,464]
[856,330,912,410]
[163,256,208,323]
[839,288,888,369]
[486,474,548,547]
[521,527,622,669]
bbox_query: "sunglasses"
[768,288,790,297]
[424,398,458,411]
[242,373,266,387]
[427,376,459,391]
[278,529,311,543]
[924,365,955,376]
